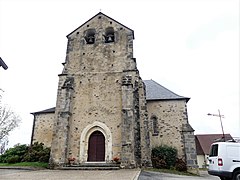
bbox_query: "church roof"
[67,12,134,39]
[143,80,190,102]
[31,80,189,114]
[31,107,55,115]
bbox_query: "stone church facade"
[31,12,198,171]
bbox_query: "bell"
[88,38,93,43]
[108,36,113,42]
[88,36,94,43]
[108,36,112,42]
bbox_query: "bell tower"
[50,12,151,168]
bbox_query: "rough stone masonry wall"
[62,15,136,75]
[120,73,151,168]
[182,123,199,172]
[68,73,123,163]
[50,74,74,168]
[138,80,152,167]
[147,99,198,173]
[50,13,147,168]
[147,100,187,159]
[32,113,54,147]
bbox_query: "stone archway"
[79,121,112,163]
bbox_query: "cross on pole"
[207,109,225,141]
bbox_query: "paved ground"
[0,169,140,180]
[139,170,219,180]
[0,169,219,180]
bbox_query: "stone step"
[60,163,120,170]
[60,166,120,170]
[75,163,119,167]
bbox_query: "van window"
[210,144,218,157]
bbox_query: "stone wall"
[182,124,199,173]
[31,113,54,147]
[138,80,151,167]
[147,99,198,173]
[62,15,135,75]
[49,13,149,168]
[50,74,74,167]
[147,100,188,159]
[68,73,123,164]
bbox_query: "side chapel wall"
[31,113,54,147]
[147,100,187,159]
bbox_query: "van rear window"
[209,144,218,157]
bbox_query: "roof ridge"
[67,12,134,38]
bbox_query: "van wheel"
[233,170,240,180]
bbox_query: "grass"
[199,168,208,171]
[0,162,48,168]
[144,168,199,176]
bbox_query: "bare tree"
[0,136,8,154]
[0,105,21,154]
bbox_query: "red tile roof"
[195,134,233,155]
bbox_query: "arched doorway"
[87,131,105,161]
[79,121,112,163]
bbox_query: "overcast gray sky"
[0,0,239,148]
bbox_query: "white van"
[208,141,240,180]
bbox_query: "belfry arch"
[79,121,112,163]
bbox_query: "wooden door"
[87,131,105,161]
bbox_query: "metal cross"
[207,109,225,141]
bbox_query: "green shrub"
[6,155,20,164]
[0,142,50,164]
[22,142,50,163]
[151,157,167,169]
[0,144,28,163]
[175,158,187,172]
[152,145,177,169]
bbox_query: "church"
[31,12,198,171]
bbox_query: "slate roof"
[143,80,189,102]
[195,134,233,155]
[32,80,189,114]
[31,107,55,115]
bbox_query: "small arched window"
[151,116,159,135]
[104,27,114,43]
[85,29,96,44]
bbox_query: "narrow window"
[151,116,159,135]
[104,27,114,43]
[85,29,96,44]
